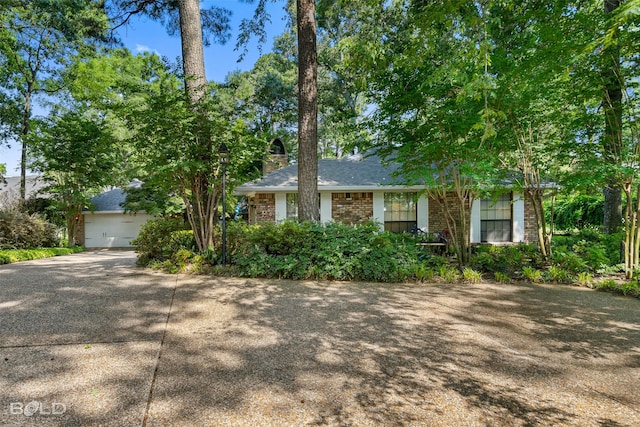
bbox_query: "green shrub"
[576,272,593,287]
[232,221,423,282]
[552,230,622,270]
[548,194,603,231]
[471,244,542,275]
[413,264,435,282]
[594,279,639,297]
[132,217,193,264]
[494,271,510,283]
[0,210,59,249]
[546,265,571,283]
[522,266,543,283]
[0,247,84,264]
[462,268,482,284]
[438,265,459,283]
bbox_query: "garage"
[82,186,154,248]
[83,212,154,248]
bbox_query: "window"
[481,194,512,242]
[286,193,320,220]
[286,193,298,220]
[384,192,417,233]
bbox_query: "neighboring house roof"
[236,153,419,193]
[0,176,48,207]
[0,175,47,197]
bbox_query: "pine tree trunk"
[179,0,207,104]
[602,0,623,234]
[177,0,217,251]
[296,0,319,222]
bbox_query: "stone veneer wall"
[331,192,373,225]
[263,154,288,176]
[523,193,539,243]
[252,193,276,224]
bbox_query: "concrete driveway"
[0,251,638,426]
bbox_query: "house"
[79,184,154,248]
[0,176,48,207]
[235,144,538,244]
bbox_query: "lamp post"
[218,143,230,266]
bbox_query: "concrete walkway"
[0,251,638,426]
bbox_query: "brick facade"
[428,193,470,235]
[251,193,276,224]
[524,193,539,243]
[331,192,373,225]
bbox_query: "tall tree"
[602,0,624,233]
[0,0,108,202]
[30,110,120,246]
[296,0,319,221]
[108,0,232,250]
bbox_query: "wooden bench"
[411,228,448,255]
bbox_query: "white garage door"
[84,213,154,248]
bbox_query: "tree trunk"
[177,0,219,252]
[296,0,319,222]
[179,0,207,104]
[19,81,33,204]
[602,0,623,234]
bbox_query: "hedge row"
[0,247,84,265]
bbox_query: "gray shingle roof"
[0,175,47,197]
[236,153,418,193]
[89,188,126,212]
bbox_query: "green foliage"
[132,217,194,265]
[546,266,571,284]
[552,230,622,271]
[413,264,435,283]
[462,268,482,284]
[471,244,543,276]
[594,279,639,298]
[232,221,423,282]
[0,209,59,249]
[0,246,84,265]
[494,271,510,284]
[437,265,460,284]
[522,267,543,283]
[576,272,594,287]
[548,195,604,232]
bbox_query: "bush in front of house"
[231,220,424,282]
[0,209,59,249]
[0,246,84,265]
[132,217,195,266]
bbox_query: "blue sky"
[1,1,289,176]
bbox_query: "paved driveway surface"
[0,251,638,426]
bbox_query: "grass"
[0,247,85,265]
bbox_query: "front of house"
[236,148,538,244]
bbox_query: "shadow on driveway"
[1,252,639,426]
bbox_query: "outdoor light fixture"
[218,143,230,265]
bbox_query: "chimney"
[263,138,288,176]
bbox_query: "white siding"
[513,192,525,242]
[320,192,332,224]
[470,199,481,243]
[372,191,385,231]
[417,194,428,231]
[84,213,154,248]
[275,193,287,223]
